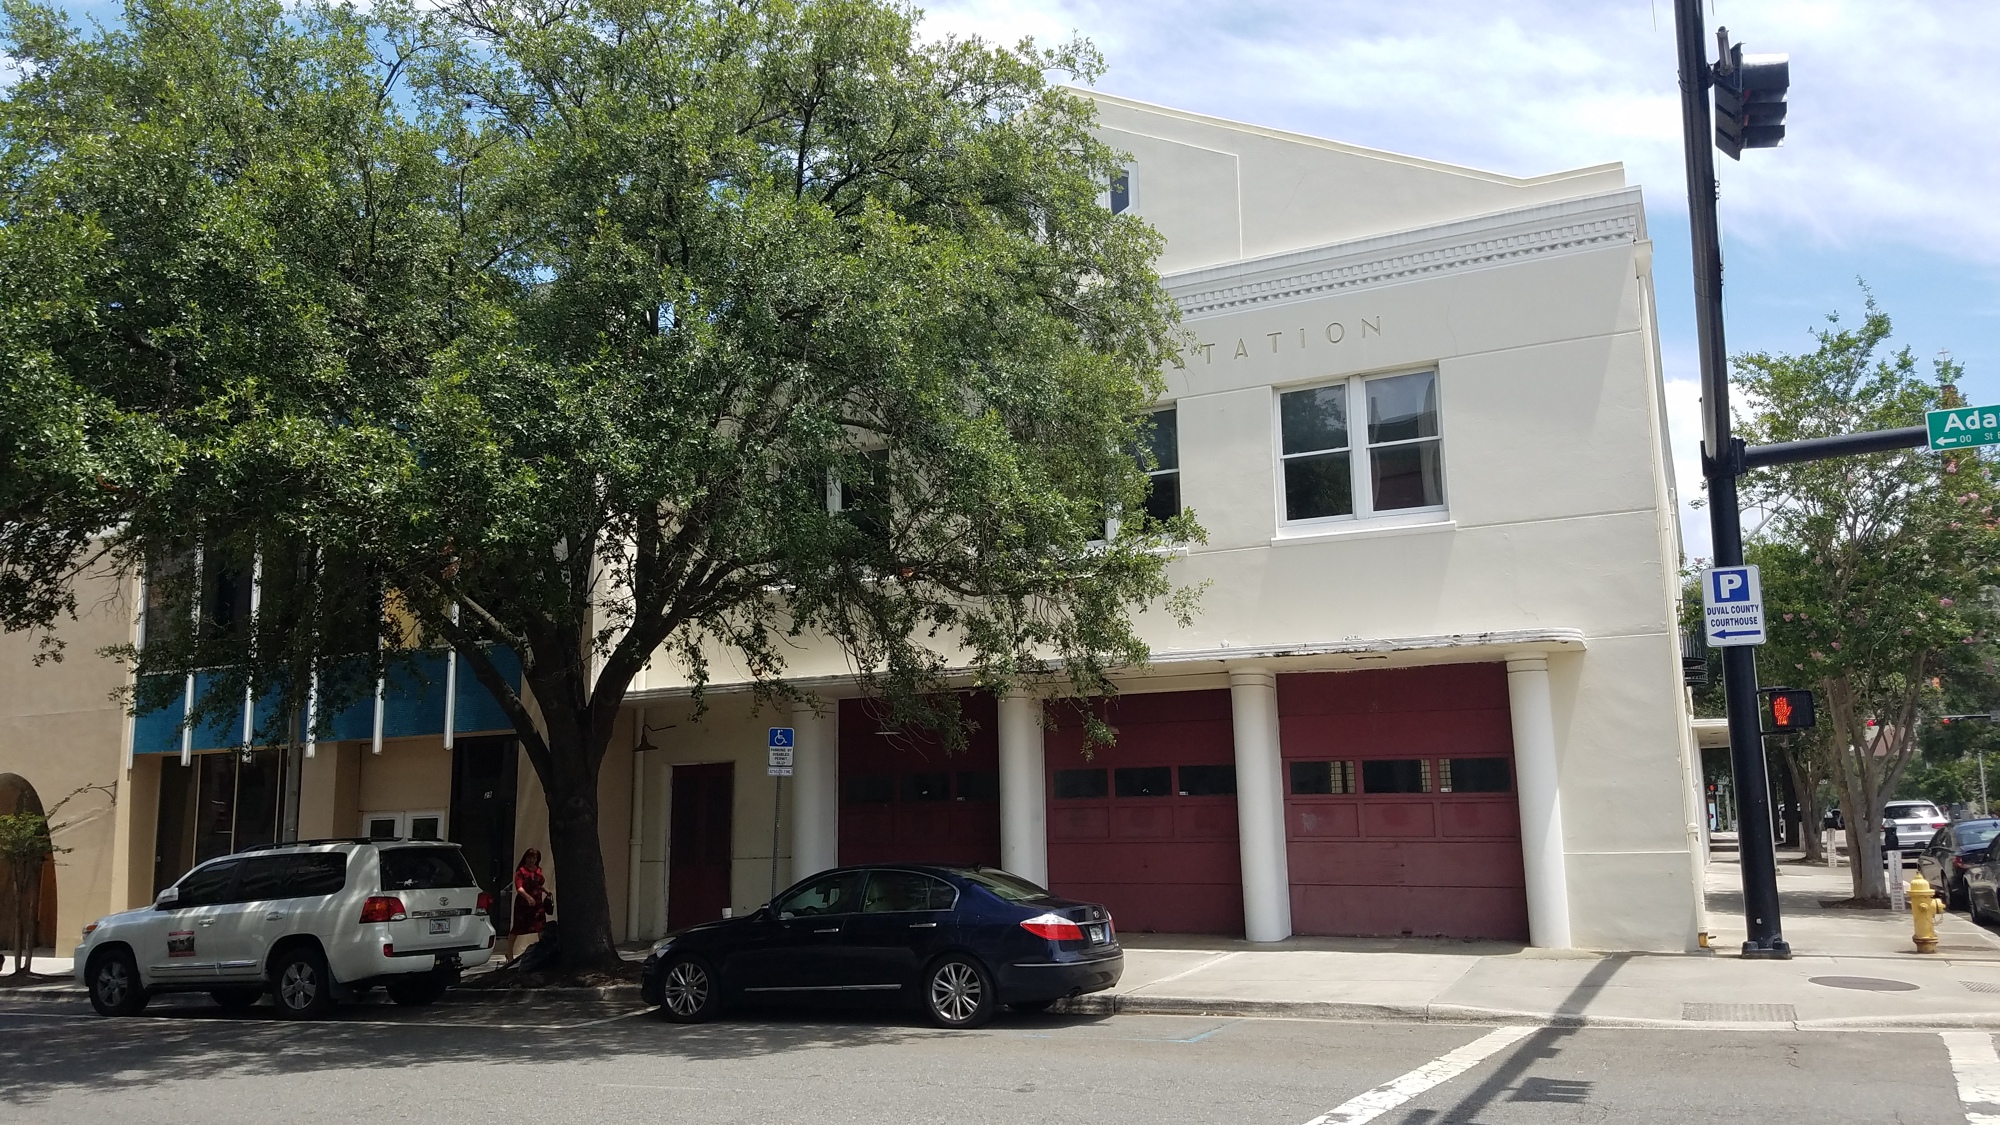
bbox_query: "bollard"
[1910,872,1946,954]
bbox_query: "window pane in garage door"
[1179,764,1236,796]
[1054,768,1107,799]
[956,770,999,802]
[1289,761,1354,795]
[1442,758,1510,793]
[1362,758,1430,794]
[902,772,949,801]
[1115,766,1172,797]
[845,774,894,804]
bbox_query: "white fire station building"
[0,92,1703,954]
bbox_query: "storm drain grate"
[1681,1002,1797,1022]
[1962,981,2000,994]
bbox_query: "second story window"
[1109,169,1133,215]
[1140,408,1180,522]
[1278,371,1445,526]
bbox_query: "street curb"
[0,983,647,1006]
[1058,992,2000,1031]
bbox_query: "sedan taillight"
[1020,912,1085,941]
[359,896,407,924]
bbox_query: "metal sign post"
[768,728,794,899]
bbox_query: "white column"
[1506,653,1573,949]
[790,699,840,879]
[997,690,1048,887]
[1229,667,1293,942]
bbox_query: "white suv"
[75,838,497,1019]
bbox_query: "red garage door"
[838,694,1001,867]
[1046,691,1243,935]
[1280,664,1527,941]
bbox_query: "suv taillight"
[360,896,407,924]
[476,892,494,915]
[1020,912,1084,941]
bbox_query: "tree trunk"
[1797,748,1827,865]
[1842,769,1889,905]
[539,732,622,972]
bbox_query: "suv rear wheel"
[87,948,150,1018]
[271,946,337,1020]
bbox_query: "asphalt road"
[0,995,1983,1124]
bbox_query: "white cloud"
[919,0,2000,264]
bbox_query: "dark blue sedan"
[640,865,1121,1028]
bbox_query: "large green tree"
[0,0,1196,968]
[1737,296,2000,905]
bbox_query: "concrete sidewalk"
[1085,853,2000,1029]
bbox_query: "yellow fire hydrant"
[1910,872,1946,954]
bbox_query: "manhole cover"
[1809,976,1919,992]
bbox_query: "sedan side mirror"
[154,886,179,910]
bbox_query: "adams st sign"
[1927,405,2000,451]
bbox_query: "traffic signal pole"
[1673,0,1790,957]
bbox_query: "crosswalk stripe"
[1301,1025,1537,1125]
[1941,1032,2000,1125]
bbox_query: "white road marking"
[1136,951,1244,989]
[1941,1032,2000,1124]
[1301,1024,1536,1125]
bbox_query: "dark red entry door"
[838,695,1001,867]
[1045,691,1243,935]
[1281,665,1528,941]
[667,762,734,930]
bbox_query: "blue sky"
[920,0,2000,559]
[25,1,1999,558]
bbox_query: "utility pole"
[1673,0,1790,957]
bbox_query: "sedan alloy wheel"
[924,955,994,1029]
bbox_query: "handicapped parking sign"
[1700,564,1767,647]
[768,727,795,776]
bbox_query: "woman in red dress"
[507,848,551,963]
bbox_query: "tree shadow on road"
[0,995,1101,1107]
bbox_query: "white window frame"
[1274,368,1447,532]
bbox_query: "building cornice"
[623,628,1587,704]
[1165,188,1647,320]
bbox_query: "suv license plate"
[427,918,451,935]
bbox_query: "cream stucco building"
[0,92,1704,955]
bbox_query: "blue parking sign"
[768,727,794,748]
[1700,565,1766,647]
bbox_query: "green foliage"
[0,0,1194,964]
[1735,291,2000,899]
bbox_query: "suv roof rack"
[235,838,376,852]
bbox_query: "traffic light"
[1713,41,1789,160]
[1760,688,1816,734]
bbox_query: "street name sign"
[1701,564,1767,647]
[1927,405,2000,451]
[767,727,794,776]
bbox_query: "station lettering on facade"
[1176,315,1384,367]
